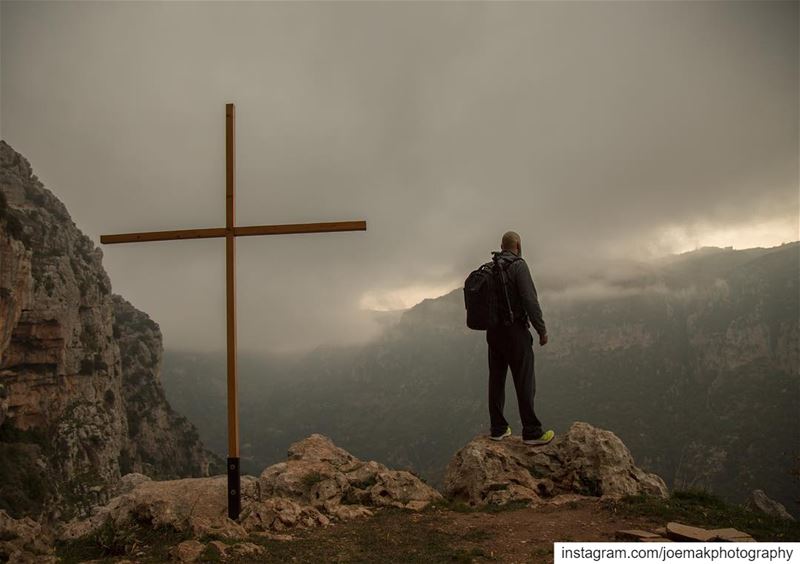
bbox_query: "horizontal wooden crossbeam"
[100,220,367,245]
[235,220,367,238]
[100,227,227,244]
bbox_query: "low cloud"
[2,1,796,354]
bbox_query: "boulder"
[59,475,253,541]
[229,542,266,558]
[170,540,204,562]
[746,490,794,521]
[116,472,152,495]
[205,540,229,559]
[444,422,668,506]
[258,434,442,512]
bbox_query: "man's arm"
[514,260,547,337]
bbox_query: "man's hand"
[539,333,548,346]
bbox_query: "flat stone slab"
[665,523,757,542]
[709,528,755,542]
[666,522,715,542]
[616,530,664,541]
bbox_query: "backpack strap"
[492,254,521,325]
[507,257,530,326]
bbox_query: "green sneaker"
[523,430,554,446]
[489,426,511,441]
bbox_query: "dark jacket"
[492,250,547,337]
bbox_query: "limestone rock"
[62,433,441,543]
[0,138,127,517]
[239,496,330,532]
[0,509,56,563]
[259,434,443,513]
[230,542,266,558]
[746,489,794,521]
[59,475,255,541]
[205,540,229,559]
[170,540,204,562]
[444,421,668,506]
[0,140,216,520]
[116,472,152,495]
[113,295,219,480]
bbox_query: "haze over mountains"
[161,241,800,516]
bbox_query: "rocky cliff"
[113,295,214,479]
[0,140,216,520]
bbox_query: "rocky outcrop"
[113,295,216,479]
[257,434,442,515]
[59,474,253,541]
[60,434,442,542]
[0,509,56,563]
[444,422,668,506]
[0,140,215,519]
[746,489,794,521]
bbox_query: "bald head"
[501,231,522,255]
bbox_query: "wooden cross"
[100,103,367,520]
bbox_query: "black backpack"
[463,253,521,330]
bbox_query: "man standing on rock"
[487,231,554,445]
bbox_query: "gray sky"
[2,1,797,354]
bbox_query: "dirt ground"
[243,499,664,564]
[432,501,662,563]
[59,493,799,563]
[57,489,798,562]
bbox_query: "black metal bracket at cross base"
[227,457,241,520]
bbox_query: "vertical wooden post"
[225,102,241,520]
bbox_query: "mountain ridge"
[162,240,799,516]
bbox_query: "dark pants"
[487,322,542,440]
